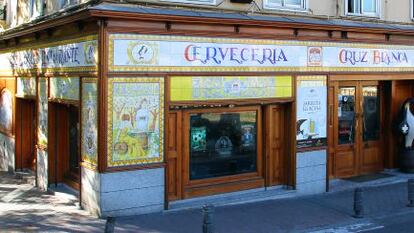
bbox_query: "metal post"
[408,179,414,207]
[104,216,115,233]
[202,204,214,233]
[353,187,364,218]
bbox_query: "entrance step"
[14,169,36,186]
[168,186,296,211]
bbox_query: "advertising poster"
[296,76,327,149]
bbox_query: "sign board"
[0,37,98,72]
[110,34,414,72]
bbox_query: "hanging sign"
[296,76,327,149]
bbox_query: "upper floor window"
[264,0,307,11]
[160,0,216,6]
[30,0,43,19]
[346,0,379,17]
[59,0,77,9]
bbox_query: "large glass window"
[338,87,356,145]
[264,0,306,10]
[347,0,379,16]
[189,111,257,180]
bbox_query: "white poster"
[296,76,327,149]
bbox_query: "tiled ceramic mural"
[37,78,48,147]
[50,77,80,101]
[16,77,36,97]
[108,77,164,167]
[0,88,13,133]
[170,76,292,101]
[82,79,98,165]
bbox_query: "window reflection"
[363,86,380,141]
[338,87,356,145]
[190,111,257,180]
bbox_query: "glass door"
[334,82,358,177]
[331,81,383,178]
[360,83,383,174]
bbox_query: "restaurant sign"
[0,37,98,72]
[110,34,414,72]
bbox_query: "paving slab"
[0,172,105,232]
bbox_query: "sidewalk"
[1,170,414,233]
[0,172,105,232]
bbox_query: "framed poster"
[107,77,164,167]
[296,76,327,149]
[81,78,98,165]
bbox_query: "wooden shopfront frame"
[165,74,296,200]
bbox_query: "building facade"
[1,0,414,217]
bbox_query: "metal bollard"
[408,179,414,207]
[353,187,364,218]
[105,216,116,233]
[202,204,214,233]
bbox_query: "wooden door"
[359,82,383,174]
[48,103,80,189]
[265,104,286,186]
[15,99,36,171]
[331,81,383,178]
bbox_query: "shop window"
[160,0,216,6]
[189,111,257,180]
[346,0,379,17]
[29,0,43,19]
[264,0,307,11]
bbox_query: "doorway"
[48,103,80,190]
[15,98,36,171]
[330,81,383,178]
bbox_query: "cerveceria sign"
[109,34,414,72]
[184,44,288,65]
[0,36,98,72]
